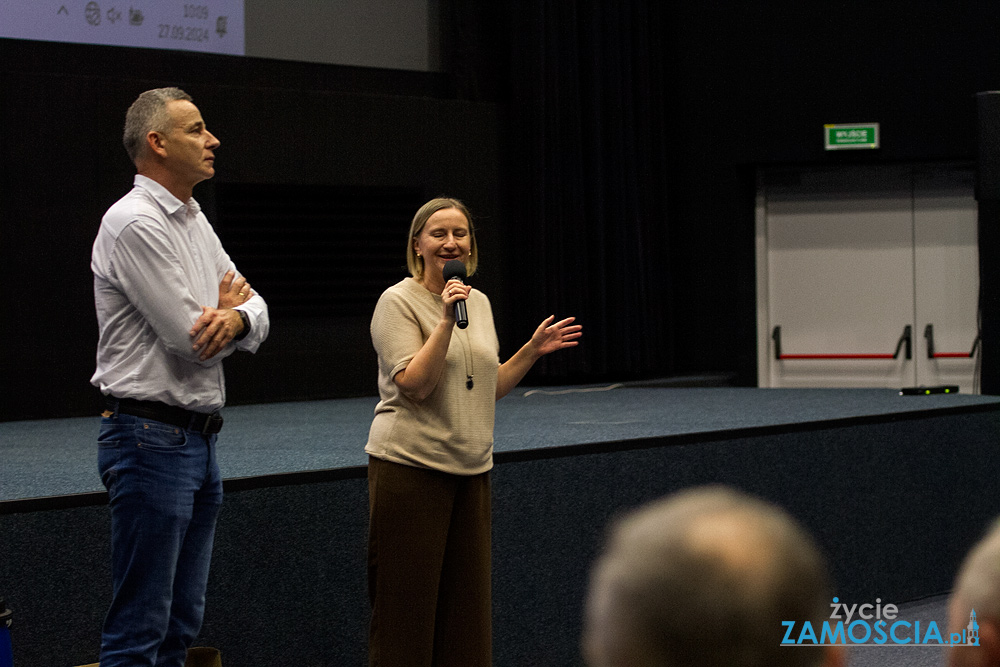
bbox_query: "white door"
[757,163,979,392]
[913,167,980,393]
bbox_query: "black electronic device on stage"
[899,385,960,396]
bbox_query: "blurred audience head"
[949,516,1000,667]
[583,485,844,667]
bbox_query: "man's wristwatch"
[234,310,250,341]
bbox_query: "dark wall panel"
[1,72,114,421]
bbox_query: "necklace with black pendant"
[456,330,474,390]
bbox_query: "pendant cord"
[455,329,474,390]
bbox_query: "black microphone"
[442,259,469,329]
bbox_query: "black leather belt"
[104,396,224,434]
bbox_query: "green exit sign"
[824,123,880,150]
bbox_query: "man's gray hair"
[122,87,193,163]
[584,486,832,667]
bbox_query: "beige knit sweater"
[365,277,500,475]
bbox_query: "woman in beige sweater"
[365,197,581,667]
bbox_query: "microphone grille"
[442,259,467,281]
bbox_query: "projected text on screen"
[0,1,245,55]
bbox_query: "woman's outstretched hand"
[529,315,583,357]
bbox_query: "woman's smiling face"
[413,207,472,290]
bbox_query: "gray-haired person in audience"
[948,517,1000,666]
[583,486,846,667]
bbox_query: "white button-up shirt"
[91,175,269,412]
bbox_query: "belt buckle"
[202,412,223,435]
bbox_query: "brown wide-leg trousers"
[367,456,492,667]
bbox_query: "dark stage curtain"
[978,92,1000,394]
[445,1,677,383]
[978,200,999,394]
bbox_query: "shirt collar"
[134,174,202,217]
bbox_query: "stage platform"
[3,386,997,504]
[2,386,1000,665]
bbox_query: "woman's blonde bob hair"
[406,197,478,280]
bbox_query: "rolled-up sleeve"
[212,239,270,353]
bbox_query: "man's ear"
[952,618,1000,667]
[145,130,167,158]
[822,642,847,667]
[980,618,1000,664]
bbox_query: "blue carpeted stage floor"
[2,386,999,666]
[2,386,996,503]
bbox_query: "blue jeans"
[97,412,223,667]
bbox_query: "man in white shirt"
[91,87,269,667]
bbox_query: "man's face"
[160,99,220,189]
